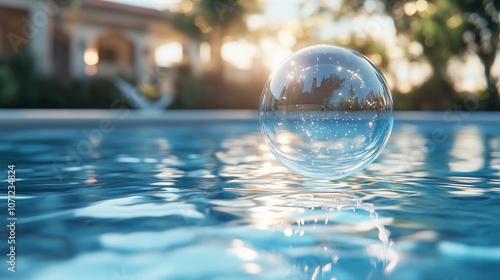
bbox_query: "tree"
[461,0,499,110]
[170,0,262,109]
[171,0,260,77]
[385,0,499,110]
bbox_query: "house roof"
[82,0,169,20]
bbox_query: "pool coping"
[0,110,498,127]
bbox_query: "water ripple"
[2,119,500,279]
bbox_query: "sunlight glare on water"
[1,114,500,279]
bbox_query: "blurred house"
[0,0,195,83]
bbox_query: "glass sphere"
[259,45,393,180]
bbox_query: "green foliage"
[170,0,263,106]
[0,52,130,108]
[170,64,215,109]
[86,79,129,108]
[171,0,259,40]
[0,63,18,107]
[34,78,73,108]
[0,52,36,107]
[171,13,204,40]
[170,64,265,109]
[33,78,131,108]
[386,0,500,110]
[389,0,466,67]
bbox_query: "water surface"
[0,112,499,280]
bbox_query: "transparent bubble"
[259,45,394,180]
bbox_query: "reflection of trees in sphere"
[259,45,394,180]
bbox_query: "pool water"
[1,112,499,280]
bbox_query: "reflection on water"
[1,116,500,279]
[449,127,484,172]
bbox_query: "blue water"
[1,112,499,280]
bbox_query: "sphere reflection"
[259,45,394,180]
